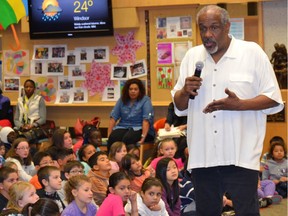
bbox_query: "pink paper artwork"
[111,31,144,65]
[83,62,114,96]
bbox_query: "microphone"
[189,61,204,99]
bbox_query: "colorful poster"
[157,66,173,89]
[3,50,29,76]
[157,43,173,64]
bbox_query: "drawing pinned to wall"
[33,45,49,60]
[174,41,192,65]
[93,46,109,62]
[157,66,173,89]
[58,76,74,90]
[111,31,144,65]
[3,77,20,91]
[73,88,88,103]
[51,45,67,59]
[129,59,147,79]
[47,60,64,76]
[30,60,45,76]
[111,64,129,80]
[156,16,192,39]
[33,76,57,103]
[55,90,73,104]
[3,50,29,76]
[157,43,173,64]
[68,64,86,81]
[102,82,120,102]
[83,62,114,96]
[66,50,80,66]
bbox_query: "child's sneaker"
[270,194,282,204]
[259,197,272,208]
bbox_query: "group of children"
[0,121,287,216]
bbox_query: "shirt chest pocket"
[228,74,255,98]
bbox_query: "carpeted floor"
[260,198,287,216]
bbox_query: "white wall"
[263,0,287,57]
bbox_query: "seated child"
[97,172,137,216]
[54,148,76,180]
[87,151,111,206]
[5,181,39,213]
[127,145,140,158]
[58,160,85,205]
[36,166,66,213]
[262,141,287,198]
[121,154,150,192]
[30,151,55,189]
[0,142,6,168]
[21,198,60,216]
[78,144,97,175]
[0,126,17,152]
[73,124,102,154]
[61,175,97,216]
[148,138,184,177]
[156,157,181,216]
[125,177,168,215]
[108,142,127,175]
[0,167,19,212]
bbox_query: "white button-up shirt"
[172,37,284,171]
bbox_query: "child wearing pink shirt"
[148,138,184,177]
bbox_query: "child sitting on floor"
[121,153,150,192]
[108,141,127,175]
[87,151,111,206]
[36,166,66,213]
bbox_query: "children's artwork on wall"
[82,62,114,96]
[3,77,20,91]
[93,46,109,62]
[111,64,129,80]
[30,60,45,76]
[102,82,121,101]
[3,50,29,76]
[229,18,244,40]
[51,45,67,59]
[65,50,80,66]
[174,65,180,84]
[157,43,173,64]
[55,90,73,104]
[32,76,57,103]
[157,66,173,89]
[33,45,50,60]
[129,59,147,79]
[47,60,64,76]
[72,88,88,103]
[111,31,144,65]
[156,16,192,39]
[58,76,74,90]
[174,41,191,65]
[68,64,86,81]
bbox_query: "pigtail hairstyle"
[155,157,179,211]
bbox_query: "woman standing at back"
[14,79,46,131]
[107,78,155,152]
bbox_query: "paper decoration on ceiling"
[83,62,114,96]
[111,31,144,65]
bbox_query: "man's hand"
[203,88,242,113]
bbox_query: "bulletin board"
[1,11,148,106]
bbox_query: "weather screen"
[28,0,112,34]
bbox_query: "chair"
[139,117,166,163]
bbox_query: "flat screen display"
[28,0,114,39]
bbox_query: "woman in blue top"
[107,78,155,152]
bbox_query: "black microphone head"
[196,61,204,70]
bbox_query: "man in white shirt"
[172,5,284,216]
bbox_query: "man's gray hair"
[196,5,230,26]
